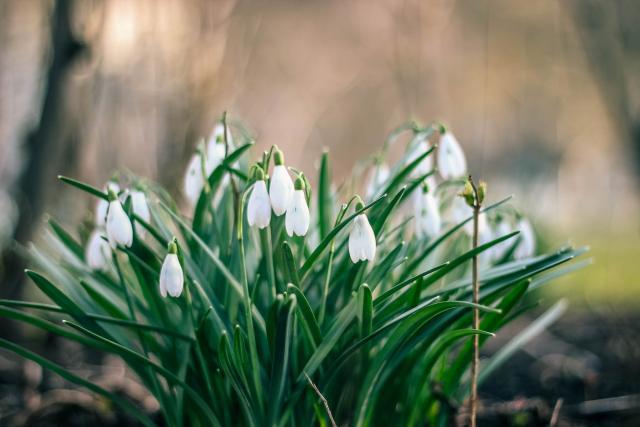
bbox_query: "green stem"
[238,191,265,417]
[113,252,173,425]
[318,241,336,326]
[261,226,277,301]
[185,284,216,411]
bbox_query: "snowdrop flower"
[491,217,514,261]
[285,177,310,237]
[159,239,184,298]
[514,218,536,259]
[269,148,294,216]
[205,135,227,176]
[183,153,205,206]
[406,132,433,178]
[209,122,233,151]
[437,131,467,180]
[349,197,376,263]
[414,185,441,238]
[247,168,271,229]
[130,190,150,237]
[451,196,472,228]
[86,229,111,271]
[365,161,390,198]
[105,189,133,249]
[95,181,120,226]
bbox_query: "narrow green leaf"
[58,176,108,200]
[0,338,155,427]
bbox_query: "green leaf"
[286,284,321,347]
[0,338,155,427]
[48,218,84,259]
[266,294,296,426]
[317,150,332,240]
[58,176,108,200]
[64,320,222,427]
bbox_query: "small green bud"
[216,134,224,144]
[477,181,487,205]
[437,122,448,135]
[251,165,265,181]
[273,147,284,166]
[107,188,118,201]
[461,180,475,207]
[167,238,178,254]
[294,176,305,191]
[354,195,365,211]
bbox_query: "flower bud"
[349,198,376,263]
[130,190,150,237]
[247,176,271,229]
[95,181,120,226]
[106,190,133,248]
[159,239,184,298]
[285,177,310,237]
[269,148,294,216]
[86,229,111,271]
[437,131,467,180]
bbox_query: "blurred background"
[0,0,639,425]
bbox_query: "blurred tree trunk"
[567,0,640,183]
[0,0,87,338]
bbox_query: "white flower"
[269,149,294,216]
[285,189,310,237]
[86,229,111,271]
[406,133,433,178]
[205,140,226,176]
[95,182,120,226]
[131,190,150,237]
[366,162,390,198]
[184,154,205,206]
[451,196,472,227]
[491,219,513,261]
[106,193,133,249]
[210,123,233,150]
[349,203,376,263]
[414,190,441,238]
[247,179,271,229]
[159,243,183,298]
[437,131,467,180]
[514,218,536,259]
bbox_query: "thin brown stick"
[549,398,563,427]
[468,176,481,427]
[304,372,338,427]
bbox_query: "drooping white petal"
[131,191,150,237]
[95,182,120,226]
[184,154,205,206]
[285,190,310,236]
[209,123,233,150]
[86,229,111,271]
[365,163,390,198]
[159,253,184,298]
[247,180,271,229]
[270,165,294,216]
[349,214,376,263]
[414,192,442,238]
[514,218,536,259]
[437,132,467,180]
[491,220,513,261]
[451,196,472,228]
[205,142,226,176]
[106,200,133,248]
[407,137,433,178]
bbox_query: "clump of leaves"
[0,118,587,427]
